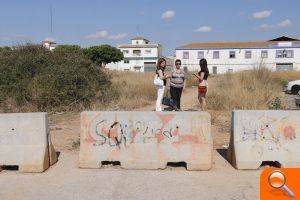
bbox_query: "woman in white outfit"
[155,58,170,111]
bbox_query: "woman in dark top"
[193,58,209,111]
[155,58,170,111]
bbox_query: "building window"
[261,50,268,58]
[134,66,142,72]
[213,51,219,59]
[183,51,189,59]
[212,66,217,74]
[123,50,129,54]
[145,49,151,54]
[245,51,252,59]
[133,50,141,56]
[276,50,293,58]
[198,51,204,59]
[229,51,236,59]
[124,59,129,64]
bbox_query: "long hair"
[156,57,166,71]
[200,58,209,76]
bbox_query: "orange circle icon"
[268,170,286,188]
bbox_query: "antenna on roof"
[50,4,53,35]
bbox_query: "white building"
[106,36,162,72]
[42,40,57,51]
[175,36,300,74]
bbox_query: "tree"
[84,45,124,68]
[0,46,12,52]
[53,45,82,54]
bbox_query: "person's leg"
[170,86,175,100]
[156,86,165,111]
[166,79,171,97]
[201,97,207,111]
[177,87,183,110]
[198,93,203,111]
[170,86,178,110]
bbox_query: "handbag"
[154,74,164,86]
[162,97,178,111]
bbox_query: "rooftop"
[118,44,160,48]
[131,36,149,41]
[177,36,300,49]
[42,40,57,44]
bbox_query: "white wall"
[106,46,159,72]
[176,47,300,74]
[122,47,159,58]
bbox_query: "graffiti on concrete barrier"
[94,120,176,148]
[240,113,299,153]
[82,113,204,148]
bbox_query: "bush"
[0,44,112,112]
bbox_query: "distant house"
[106,36,162,72]
[42,40,57,51]
[175,36,300,74]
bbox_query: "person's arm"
[183,73,186,90]
[158,70,170,80]
[193,72,204,81]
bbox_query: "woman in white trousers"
[155,58,170,111]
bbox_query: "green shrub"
[280,79,289,88]
[0,44,112,112]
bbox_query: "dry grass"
[185,72,200,88]
[2,69,299,112]
[91,71,157,110]
[271,71,300,88]
[0,98,38,113]
[207,68,286,111]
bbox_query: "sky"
[0,0,299,55]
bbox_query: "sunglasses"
[175,63,181,66]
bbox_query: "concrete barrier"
[79,111,212,170]
[228,110,300,169]
[0,113,57,172]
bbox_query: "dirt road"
[0,86,262,200]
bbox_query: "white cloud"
[195,26,212,33]
[277,19,293,28]
[86,31,108,40]
[109,33,128,40]
[252,10,272,19]
[259,19,293,30]
[289,33,300,38]
[161,10,175,20]
[43,37,56,42]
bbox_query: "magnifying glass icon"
[268,170,296,198]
